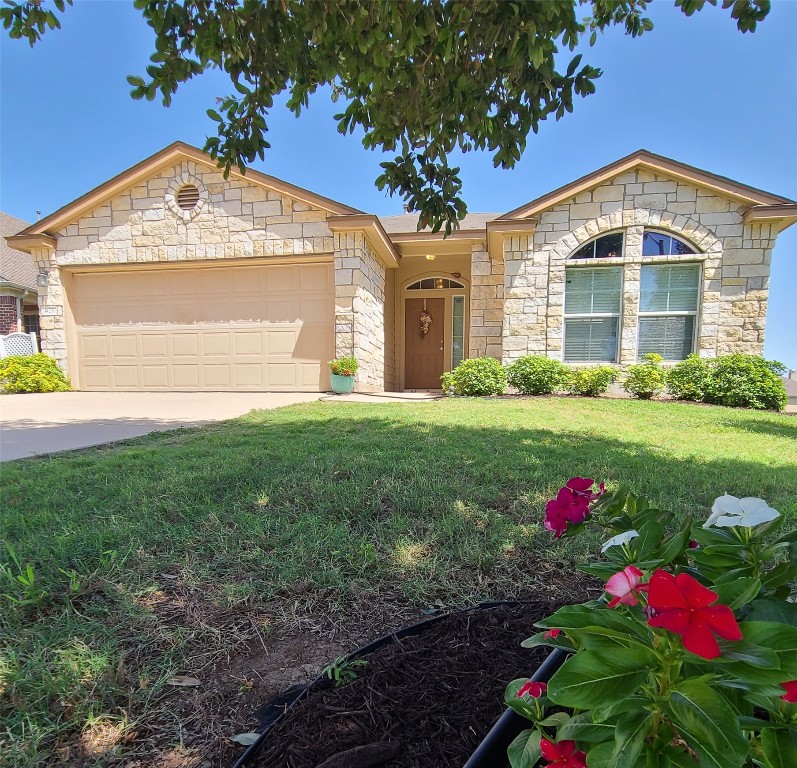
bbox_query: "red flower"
[540,738,587,768]
[605,565,646,608]
[544,629,561,640]
[780,680,797,702]
[646,570,742,659]
[517,680,547,698]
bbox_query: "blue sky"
[1,1,795,368]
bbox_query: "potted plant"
[328,356,358,394]
[467,478,797,768]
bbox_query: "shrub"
[0,354,71,394]
[566,366,618,397]
[506,355,571,395]
[440,357,507,396]
[701,353,787,411]
[328,356,358,376]
[666,353,709,401]
[623,353,667,399]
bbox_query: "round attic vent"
[176,184,200,210]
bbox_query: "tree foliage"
[2,0,771,233]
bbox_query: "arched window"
[406,277,465,290]
[642,230,697,256]
[570,232,624,260]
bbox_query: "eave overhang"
[386,228,487,258]
[327,214,401,268]
[5,234,57,254]
[742,204,797,231]
[486,219,538,261]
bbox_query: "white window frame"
[637,262,702,361]
[641,229,698,258]
[563,266,623,364]
[569,231,626,261]
[451,294,466,369]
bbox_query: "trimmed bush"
[623,353,667,400]
[506,355,570,395]
[566,366,618,397]
[701,354,787,411]
[0,354,71,394]
[440,357,507,396]
[666,353,710,401]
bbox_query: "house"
[7,143,796,392]
[0,212,39,339]
[783,372,797,409]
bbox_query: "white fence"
[0,332,39,358]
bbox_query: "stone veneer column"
[333,232,386,391]
[503,235,548,361]
[31,247,69,372]
[469,242,504,359]
[619,225,644,364]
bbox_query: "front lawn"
[1,397,795,766]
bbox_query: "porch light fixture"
[36,270,49,287]
[425,254,436,261]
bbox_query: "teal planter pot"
[330,373,356,394]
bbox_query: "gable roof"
[1,212,38,293]
[9,141,363,247]
[501,149,796,220]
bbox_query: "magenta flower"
[544,478,604,538]
[605,565,646,607]
[544,628,561,640]
[540,738,587,768]
[517,680,547,698]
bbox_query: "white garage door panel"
[72,261,334,391]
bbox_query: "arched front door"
[403,276,467,390]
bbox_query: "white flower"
[704,494,780,529]
[600,529,640,553]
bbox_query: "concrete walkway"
[0,391,322,462]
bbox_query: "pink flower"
[540,738,587,768]
[605,565,646,608]
[517,680,547,698]
[780,680,797,702]
[688,539,700,549]
[544,629,561,640]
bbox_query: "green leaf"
[760,727,797,768]
[664,679,749,768]
[558,713,615,743]
[548,649,653,709]
[585,740,616,768]
[746,599,797,627]
[508,728,541,768]
[739,622,797,679]
[712,577,761,609]
[536,603,652,642]
[612,710,654,767]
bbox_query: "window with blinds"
[564,267,622,362]
[638,264,700,360]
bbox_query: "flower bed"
[239,602,572,768]
[502,480,797,767]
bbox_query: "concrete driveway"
[0,391,321,462]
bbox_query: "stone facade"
[31,157,391,391]
[501,170,773,365]
[469,242,504,358]
[333,232,386,391]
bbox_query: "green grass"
[1,397,796,765]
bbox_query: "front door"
[404,297,445,389]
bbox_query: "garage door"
[70,260,334,391]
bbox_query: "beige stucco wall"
[502,170,774,365]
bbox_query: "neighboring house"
[783,372,797,408]
[0,212,39,339]
[7,143,797,392]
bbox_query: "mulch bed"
[250,602,560,768]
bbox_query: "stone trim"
[165,172,208,223]
[469,241,504,359]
